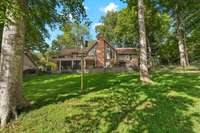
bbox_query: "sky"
[45,0,127,45]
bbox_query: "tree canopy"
[0,0,88,53]
[52,23,90,51]
[96,0,200,65]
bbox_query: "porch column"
[95,54,97,68]
[59,59,61,72]
[72,60,74,70]
[115,53,117,61]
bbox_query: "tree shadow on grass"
[21,72,200,132]
[23,74,81,107]
[22,73,129,111]
[62,72,200,133]
[153,72,200,98]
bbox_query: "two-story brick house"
[52,35,138,72]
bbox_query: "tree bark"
[183,32,189,65]
[146,34,153,70]
[176,5,189,67]
[138,0,152,83]
[0,0,27,127]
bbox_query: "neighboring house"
[52,35,138,72]
[0,50,38,74]
[23,52,38,73]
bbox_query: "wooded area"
[0,0,199,131]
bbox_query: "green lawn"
[2,68,200,133]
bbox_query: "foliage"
[1,68,200,132]
[95,9,138,47]
[0,0,22,24]
[115,7,139,47]
[32,51,57,71]
[153,0,200,64]
[51,23,90,51]
[95,1,173,64]
[0,0,22,47]
[0,0,88,53]
[156,38,179,65]
[112,0,200,65]
[188,30,200,63]
[95,12,118,46]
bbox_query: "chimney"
[96,34,106,68]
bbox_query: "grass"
[1,68,200,133]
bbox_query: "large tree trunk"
[0,0,28,127]
[146,35,153,70]
[138,0,152,83]
[176,5,190,67]
[183,32,189,65]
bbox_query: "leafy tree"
[154,0,200,66]
[175,1,190,66]
[95,12,118,46]
[52,23,90,51]
[137,0,152,83]
[188,30,200,63]
[115,7,139,47]
[121,0,200,66]
[95,9,139,48]
[182,2,200,64]
[97,0,173,68]
[0,0,86,127]
[156,35,179,65]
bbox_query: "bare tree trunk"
[138,0,152,83]
[0,0,28,127]
[183,33,189,65]
[176,5,189,67]
[146,35,153,70]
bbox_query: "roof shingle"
[115,48,138,55]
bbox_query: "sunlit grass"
[2,69,200,133]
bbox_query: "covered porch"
[57,59,81,72]
[56,58,96,72]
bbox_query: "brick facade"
[96,35,106,68]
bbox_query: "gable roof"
[86,40,117,55]
[58,48,81,56]
[56,39,138,57]
[105,40,118,53]
[85,42,97,55]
